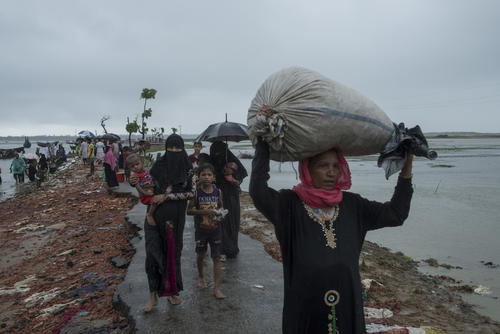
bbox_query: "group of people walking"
[7,143,66,185]
[78,137,124,189]
[126,134,248,311]
[126,126,416,334]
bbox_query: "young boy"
[187,163,227,299]
[193,153,211,185]
[188,141,203,169]
[126,154,157,226]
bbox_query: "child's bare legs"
[213,258,225,299]
[143,292,158,312]
[146,203,157,226]
[197,252,208,288]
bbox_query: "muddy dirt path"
[0,162,136,334]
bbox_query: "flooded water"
[235,137,500,322]
[0,140,73,201]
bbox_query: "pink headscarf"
[103,146,117,170]
[292,151,352,208]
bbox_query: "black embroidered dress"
[249,141,413,333]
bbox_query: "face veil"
[150,134,193,191]
[209,141,248,181]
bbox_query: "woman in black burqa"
[249,138,414,333]
[210,141,248,259]
[142,134,194,311]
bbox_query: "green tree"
[126,117,140,147]
[139,88,157,139]
[171,127,177,134]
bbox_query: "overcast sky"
[1,0,499,136]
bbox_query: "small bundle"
[214,208,229,222]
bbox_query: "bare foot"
[143,294,158,313]
[146,214,156,226]
[167,295,181,305]
[198,278,208,289]
[214,289,226,299]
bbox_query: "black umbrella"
[195,118,249,143]
[97,133,121,142]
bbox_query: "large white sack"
[247,67,395,161]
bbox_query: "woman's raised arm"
[249,139,280,224]
[360,155,414,232]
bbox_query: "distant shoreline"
[426,134,500,139]
[2,132,500,141]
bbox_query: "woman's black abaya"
[145,200,188,294]
[145,134,194,297]
[210,141,247,258]
[249,140,413,333]
[217,178,241,258]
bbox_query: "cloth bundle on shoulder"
[247,67,395,161]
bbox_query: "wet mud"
[0,163,136,334]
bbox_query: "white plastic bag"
[247,67,394,161]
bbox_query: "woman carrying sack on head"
[250,137,413,333]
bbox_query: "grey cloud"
[1,0,499,135]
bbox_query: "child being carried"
[223,162,240,186]
[127,153,157,226]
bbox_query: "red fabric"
[292,151,351,208]
[140,196,153,205]
[188,153,198,164]
[135,170,153,205]
[161,226,179,297]
[224,174,240,185]
[135,170,152,183]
